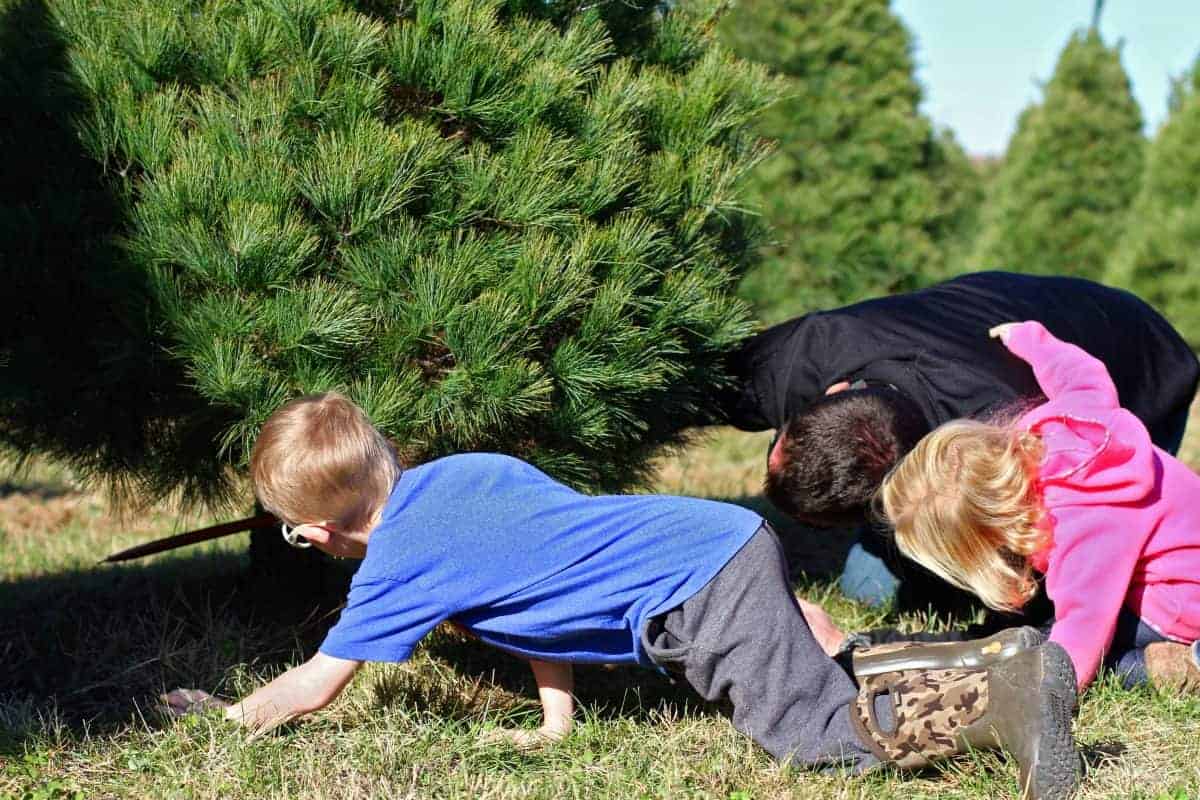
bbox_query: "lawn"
[2,407,1198,799]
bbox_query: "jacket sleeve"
[1043,503,1155,690]
[1002,321,1119,408]
[1035,406,1158,689]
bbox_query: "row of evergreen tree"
[723,0,1200,346]
[2,0,1198,512]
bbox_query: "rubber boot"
[851,626,1046,678]
[849,642,1081,800]
[1143,641,1200,694]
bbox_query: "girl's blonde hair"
[250,392,400,532]
[876,419,1047,613]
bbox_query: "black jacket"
[725,272,1199,452]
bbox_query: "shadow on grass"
[0,481,75,501]
[1081,741,1127,772]
[0,544,715,754]
[0,501,854,753]
[0,543,353,754]
[415,631,709,727]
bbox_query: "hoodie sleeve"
[1032,407,1159,689]
[1001,321,1120,408]
[1043,502,1156,690]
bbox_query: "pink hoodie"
[1003,321,1200,689]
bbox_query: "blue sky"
[891,1,1199,156]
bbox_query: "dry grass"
[2,402,1199,799]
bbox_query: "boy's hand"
[988,322,1020,342]
[161,688,230,718]
[797,598,846,657]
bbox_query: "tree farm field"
[2,404,1199,800]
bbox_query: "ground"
[1,403,1198,799]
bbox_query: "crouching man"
[722,271,1197,613]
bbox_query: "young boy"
[166,392,1081,799]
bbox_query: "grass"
[2,410,1199,799]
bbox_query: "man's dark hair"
[765,388,928,528]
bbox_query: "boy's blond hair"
[876,419,1047,613]
[250,392,399,532]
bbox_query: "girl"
[878,320,1200,693]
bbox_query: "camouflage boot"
[851,626,1046,679]
[849,642,1081,800]
[1143,641,1200,694]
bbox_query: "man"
[723,271,1199,612]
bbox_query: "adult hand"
[161,688,230,718]
[797,598,847,657]
[988,322,1020,342]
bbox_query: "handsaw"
[101,512,278,563]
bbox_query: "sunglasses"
[280,521,332,550]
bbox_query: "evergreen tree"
[0,0,168,500]
[1,0,778,509]
[720,0,980,324]
[972,29,1144,279]
[930,128,985,272]
[1108,56,1200,345]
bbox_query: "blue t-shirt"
[319,453,763,666]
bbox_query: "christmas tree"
[720,0,980,323]
[1107,56,1200,345]
[971,28,1143,279]
[1,0,778,511]
[1,0,170,502]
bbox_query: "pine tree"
[0,0,167,497]
[930,127,985,272]
[971,29,1144,279]
[720,0,981,324]
[1107,56,1200,345]
[1,0,778,510]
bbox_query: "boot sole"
[1015,625,1047,651]
[1026,643,1082,800]
[1039,639,1079,714]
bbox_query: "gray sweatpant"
[641,524,885,771]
